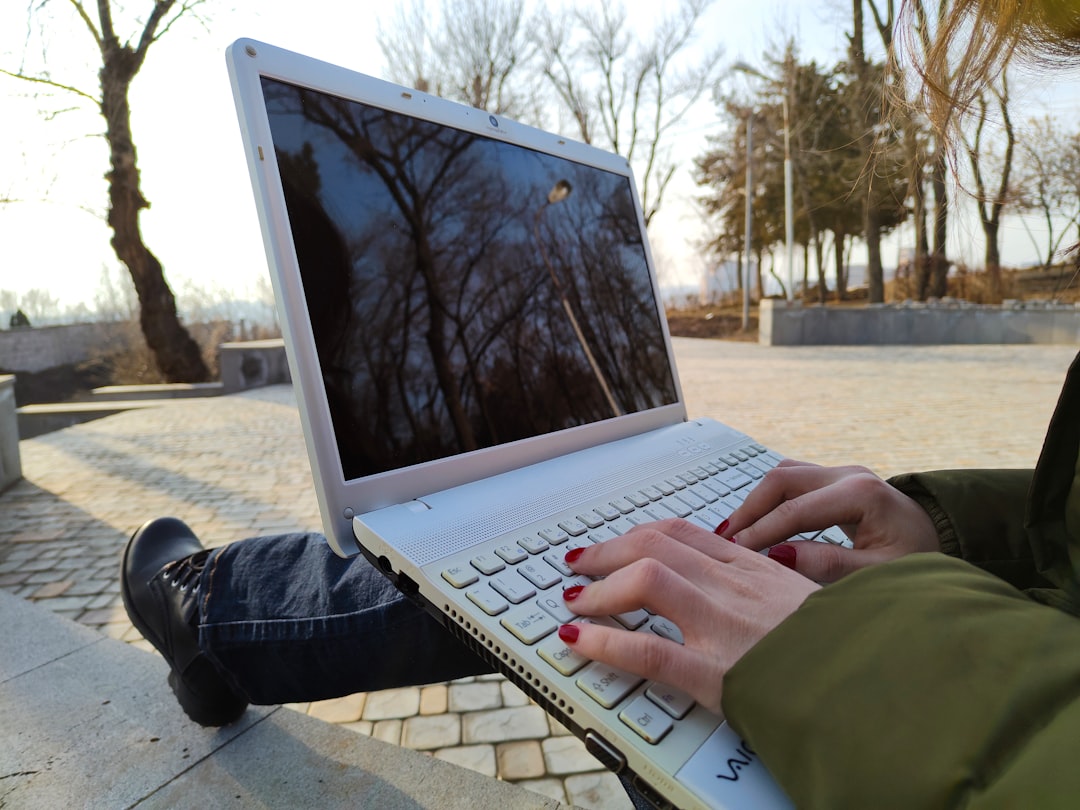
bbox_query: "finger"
[565,551,725,619]
[568,520,744,582]
[767,540,901,583]
[558,620,723,714]
[725,462,866,537]
[729,467,880,551]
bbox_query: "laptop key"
[441,565,478,589]
[536,592,576,623]
[613,609,650,630]
[620,695,674,744]
[658,500,691,519]
[646,683,695,720]
[543,551,574,577]
[495,543,529,565]
[490,573,536,604]
[575,512,605,529]
[541,527,572,544]
[593,504,621,521]
[716,469,754,490]
[470,552,506,575]
[650,617,684,645]
[467,587,509,616]
[676,491,707,511]
[501,606,558,644]
[519,561,562,590]
[577,661,644,709]
[537,626,590,676]
[518,535,549,554]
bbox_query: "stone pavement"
[1,339,1077,809]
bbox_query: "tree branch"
[0,66,98,105]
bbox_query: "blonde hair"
[896,0,1080,136]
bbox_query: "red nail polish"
[558,624,580,643]
[563,585,584,601]
[728,534,738,543]
[565,547,585,565]
[714,519,730,537]
[768,544,797,570]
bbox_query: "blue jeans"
[197,532,490,704]
[196,531,654,810]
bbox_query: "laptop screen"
[262,77,679,481]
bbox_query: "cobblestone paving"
[2,340,1076,809]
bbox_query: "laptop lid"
[226,38,687,557]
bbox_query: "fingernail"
[565,547,585,565]
[728,533,739,544]
[563,585,584,601]
[558,624,580,643]
[768,544,797,570]
[714,519,730,537]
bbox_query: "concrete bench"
[219,339,291,394]
[0,375,20,492]
[0,591,574,809]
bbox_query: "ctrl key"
[619,695,674,744]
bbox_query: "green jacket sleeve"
[722,553,1080,809]
[887,469,1051,590]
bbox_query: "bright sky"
[1,0,1077,312]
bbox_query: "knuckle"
[818,545,850,582]
[626,557,673,593]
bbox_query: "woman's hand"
[721,460,941,582]
[561,518,819,715]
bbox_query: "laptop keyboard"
[438,442,851,749]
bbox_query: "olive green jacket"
[723,351,1080,809]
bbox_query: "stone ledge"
[89,382,225,401]
[0,591,575,810]
[16,400,167,440]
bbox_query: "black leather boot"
[121,517,248,726]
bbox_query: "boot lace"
[160,549,211,595]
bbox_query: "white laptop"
[227,38,844,810]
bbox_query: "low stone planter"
[759,299,1080,346]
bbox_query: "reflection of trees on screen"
[263,79,676,478]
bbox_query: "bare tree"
[377,0,543,118]
[1,1,209,381]
[539,0,722,227]
[964,72,1015,301]
[1015,116,1080,270]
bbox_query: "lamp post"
[533,181,623,417]
[733,61,794,303]
[742,113,752,332]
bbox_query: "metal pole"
[783,95,794,302]
[743,113,753,332]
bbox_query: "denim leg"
[197,532,492,705]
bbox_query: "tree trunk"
[101,43,209,382]
[929,147,950,298]
[833,231,847,302]
[985,222,1002,302]
[865,203,884,302]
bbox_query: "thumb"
[766,541,893,583]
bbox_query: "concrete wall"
[760,299,1080,346]
[0,322,132,373]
